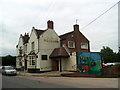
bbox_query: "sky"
[0,0,119,56]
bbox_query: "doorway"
[24,59,27,71]
[52,60,59,71]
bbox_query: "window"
[19,62,22,66]
[81,43,88,49]
[29,56,31,65]
[25,44,27,53]
[71,35,74,37]
[68,41,75,48]
[32,60,35,65]
[19,47,22,55]
[29,56,35,65]
[31,42,35,50]
[41,55,47,60]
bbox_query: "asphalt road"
[2,75,119,89]
[2,75,73,88]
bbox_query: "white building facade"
[16,20,77,72]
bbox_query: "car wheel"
[5,72,7,76]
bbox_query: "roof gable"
[59,30,89,42]
[22,34,29,44]
[35,29,45,38]
[59,31,74,40]
[29,27,46,39]
[79,31,89,42]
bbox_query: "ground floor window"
[41,55,47,60]
[29,56,35,65]
[32,60,35,65]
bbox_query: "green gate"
[77,52,102,75]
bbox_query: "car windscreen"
[4,66,14,70]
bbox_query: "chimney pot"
[47,20,54,29]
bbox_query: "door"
[24,59,27,71]
[52,60,59,71]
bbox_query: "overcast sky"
[0,0,119,56]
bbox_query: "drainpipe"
[37,37,40,71]
[60,57,62,72]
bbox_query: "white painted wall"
[27,28,38,53]
[16,28,77,72]
[27,28,39,69]
[61,52,77,71]
[39,29,60,71]
[16,35,24,68]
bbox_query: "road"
[2,75,119,88]
[2,75,73,88]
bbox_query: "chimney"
[74,24,79,32]
[47,20,54,29]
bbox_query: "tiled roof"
[50,47,70,58]
[59,30,89,41]
[22,35,29,44]
[59,31,74,40]
[35,29,46,38]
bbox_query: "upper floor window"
[19,47,22,55]
[68,41,75,48]
[81,43,88,49]
[31,42,35,50]
[25,44,27,53]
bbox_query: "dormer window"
[68,41,75,48]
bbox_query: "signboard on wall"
[77,52,102,75]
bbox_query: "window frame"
[31,42,35,50]
[25,44,27,53]
[81,43,88,49]
[68,41,75,48]
[29,56,36,66]
[41,55,48,60]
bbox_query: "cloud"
[0,0,118,56]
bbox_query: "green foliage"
[101,64,120,78]
[2,55,16,67]
[117,53,120,62]
[100,46,119,63]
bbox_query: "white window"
[19,47,22,55]
[29,56,32,65]
[68,41,75,48]
[81,43,88,49]
[31,42,35,50]
[25,44,27,53]
[29,56,35,65]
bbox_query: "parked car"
[0,66,2,73]
[2,66,17,76]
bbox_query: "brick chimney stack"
[47,20,54,29]
[74,24,79,32]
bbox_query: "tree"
[117,52,120,62]
[100,46,117,63]
[2,55,16,67]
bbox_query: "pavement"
[17,71,75,77]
